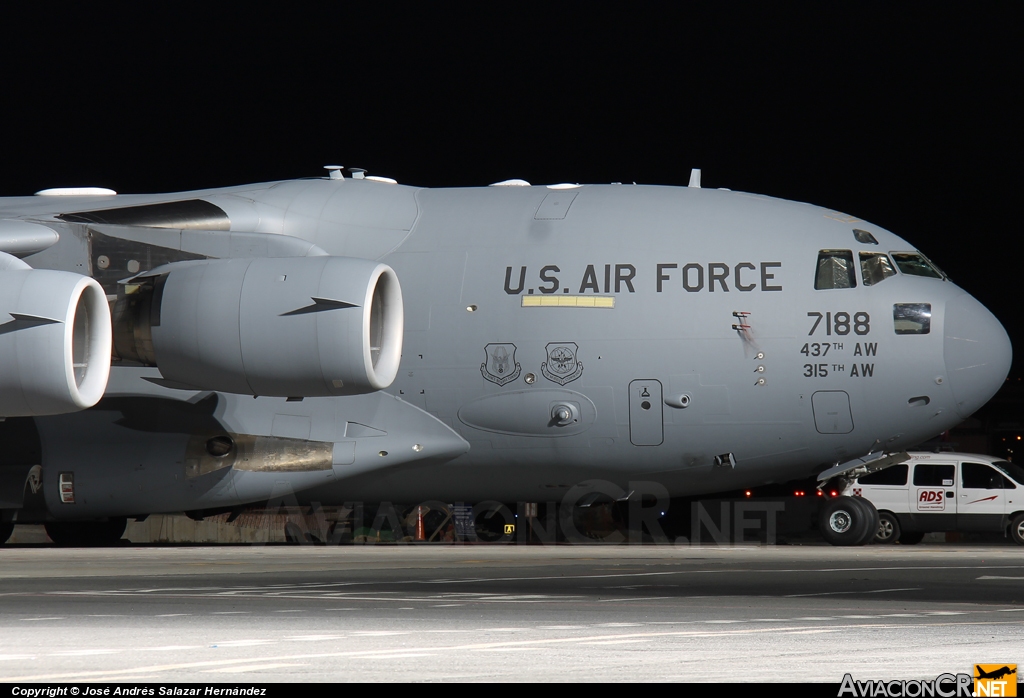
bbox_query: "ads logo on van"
[917,489,946,511]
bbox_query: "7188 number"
[807,311,870,336]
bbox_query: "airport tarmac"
[0,543,1022,683]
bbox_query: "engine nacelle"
[113,256,403,397]
[0,253,112,417]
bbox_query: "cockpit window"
[814,250,857,290]
[891,252,945,280]
[853,229,878,245]
[893,303,931,334]
[860,252,896,287]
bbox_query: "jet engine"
[113,256,403,397]
[0,252,112,417]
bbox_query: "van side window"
[815,250,857,290]
[913,464,955,487]
[962,462,1013,489]
[993,460,1024,487]
[858,464,908,486]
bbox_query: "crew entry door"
[629,379,663,446]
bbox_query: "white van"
[841,452,1024,545]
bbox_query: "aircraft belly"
[294,447,818,503]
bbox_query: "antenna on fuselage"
[688,168,701,188]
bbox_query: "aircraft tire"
[819,496,872,546]
[898,531,925,545]
[849,497,880,546]
[44,518,127,547]
[874,511,901,544]
[1010,513,1024,546]
[283,522,304,544]
[0,522,13,544]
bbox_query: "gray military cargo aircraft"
[0,168,1013,545]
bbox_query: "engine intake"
[0,253,112,416]
[114,256,403,397]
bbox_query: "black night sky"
[2,5,1021,374]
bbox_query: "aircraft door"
[958,461,1012,531]
[811,391,854,434]
[629,379,663,446]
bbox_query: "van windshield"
[993,460,1024,485]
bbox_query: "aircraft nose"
[943,293,1012,418]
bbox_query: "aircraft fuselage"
[0,177,1011,519]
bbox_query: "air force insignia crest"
[541,342,583,385]
[481,343,521,386]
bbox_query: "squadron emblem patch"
[481,343,522,386]
[541,342,583,385]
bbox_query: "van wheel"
[0,522,13,544]
[819,496,872,546]
[1010,513,1024,546]
[898,531,925,545]
[875,511,901,544]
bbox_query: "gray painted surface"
[0,175,1013,521]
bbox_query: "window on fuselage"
[913,463,955,487]
[891,252,945,279]
[860,252,897,287]
[853,229,879,245]
[893,303,931,334]
[815,250,856,290]
[857,464,908,486]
